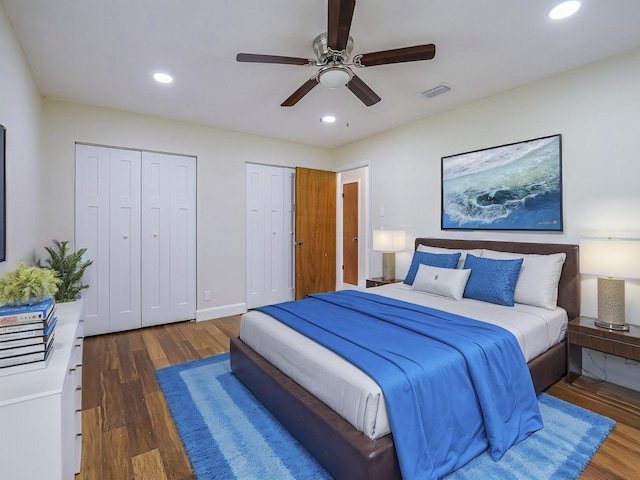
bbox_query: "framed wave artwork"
[441,134,563,231]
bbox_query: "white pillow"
[416,245,483,269]
[411,264,471,301]
[480,249,566,310]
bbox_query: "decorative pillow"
[417,245,483,269]
[412,264,471,301]
[462,254,523,306]
[403,251,461,285]
[481,250,566,310]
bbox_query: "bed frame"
[230,238,579,480]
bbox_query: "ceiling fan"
[236,0,436,107]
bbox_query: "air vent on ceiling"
[418,83,452,99]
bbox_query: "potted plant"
[0,262,61,306]
[43,240,93,303]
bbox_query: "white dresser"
[0,300,84,480]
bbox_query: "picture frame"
[0,124,5,261]
[441,134,562,231]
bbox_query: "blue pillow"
[462,254,523,306]
[404,251,461,285]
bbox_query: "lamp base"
[594,319,630,331]
[596,277,628,331]
[381,252,395,281]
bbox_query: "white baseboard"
[196,302,247,322]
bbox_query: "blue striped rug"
[155,353,615,480]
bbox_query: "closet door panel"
[75,145,111,336]
[169,156,197,322]
[109,149,142,332]
[141,152,196,327]
[245,164,295,309]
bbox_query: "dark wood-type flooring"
[76,316,640,480]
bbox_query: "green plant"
[44,240,93,303]
[0,262,61,305]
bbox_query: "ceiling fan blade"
[357,44,436,67]
[347,75,381,107]
[281,78,319,107]
[236,53,312,66]
[327,0,356,51]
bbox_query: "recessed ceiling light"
[549,1,580,20]
[153,72,173,84]
[320,115,336,123]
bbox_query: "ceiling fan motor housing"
[313,32,354,64]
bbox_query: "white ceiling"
[3,0,640,148]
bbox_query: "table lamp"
[579,238,640,331]
[372,230,406,281]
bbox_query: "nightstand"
[567,316,640,383]
[366,277,402,288]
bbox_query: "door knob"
[353,237,358,242]
[297,241,304,246]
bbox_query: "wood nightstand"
[567,316,640,384]
[366,277,402,288]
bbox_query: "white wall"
[40,99,332,317]
[0,3,42,272]
[332,48,640,390]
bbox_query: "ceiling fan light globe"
[318,67,352,88]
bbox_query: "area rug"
[155,353,615,480]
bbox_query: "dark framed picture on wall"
[0,124,5,261]
[441,134,563,231]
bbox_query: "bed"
[230,238,579,480]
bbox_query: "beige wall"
[40,99,332,316]
[332,47,640,326]
[0,3,42,272]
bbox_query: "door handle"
[297,241,304,246]
[353,237,358,242]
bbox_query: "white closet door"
[75,145,111,336]
[246,164,294,308]
[141,152,196,327]
[109,148,142,332]
[284,168,295,299]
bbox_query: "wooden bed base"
[230,239,579,480]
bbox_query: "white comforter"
[239,283,567,440]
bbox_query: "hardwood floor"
[76,316,640,480]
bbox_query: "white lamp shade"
[373,230,406,252]
[580,239,640,279]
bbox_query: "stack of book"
[0,297,57,376]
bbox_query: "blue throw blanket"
[257,290,543,480]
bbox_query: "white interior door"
[108,148,142,333]
[75,144,110,336]
[75,144,196,336]
[141,152,196,327]
[246,164,295,308]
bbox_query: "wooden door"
[342,182,359,285]
[295,167,336,299]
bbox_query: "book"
[0,297,55,325]
[0,333,54,358]
[0,330,54,349]
[0,339,54,368]
[0,307,56,334]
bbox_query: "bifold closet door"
[246,164,295,309]
[76,145,196,336]
[141,152,196,327]
[75,145,142,335]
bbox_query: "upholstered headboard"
[414,238,580,320]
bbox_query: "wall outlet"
[204,290,211,301]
